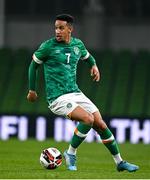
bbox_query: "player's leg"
[63,92,101,170]
[92,111,139,172]
[67,106,94,150]
[92,111,122,162]
[64,106,94,170]
[48,93,95,170]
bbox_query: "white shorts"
[48,92,98,117]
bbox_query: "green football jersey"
[33,37,90,102]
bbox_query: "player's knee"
[101,120,107,130]
[98,119,107,130]
[93,118,107,131]
[83,113,94,126]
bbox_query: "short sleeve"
[32,41,49,64]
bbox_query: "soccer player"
[27,14,139,172]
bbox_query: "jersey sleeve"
[79,39,96,67]
[79,40,90,60]
[32,41,49,64]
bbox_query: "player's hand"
[90,65,100,82]
[27,90,38,102]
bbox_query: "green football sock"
[97,128,120,155]
[70,122,92,148]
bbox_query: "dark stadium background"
[0,0,150,144]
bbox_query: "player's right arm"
[27,40,49,102]
[27,60,39,102]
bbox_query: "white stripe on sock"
[113,153,123,164]
[102,135,114,144]
[75,128,87,138]
[67,145,77,155]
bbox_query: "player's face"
[55,20,72,43]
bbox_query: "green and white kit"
[32,37,97,116]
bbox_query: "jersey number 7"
[65,53,71,64]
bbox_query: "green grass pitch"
[0,139,149,179]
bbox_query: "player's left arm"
[79,40,100,82]
[85,55,100,82]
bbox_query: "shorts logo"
[67,103,72,108]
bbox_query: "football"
[40,147,62,169]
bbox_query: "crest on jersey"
[74,47,80,55]
[55,49,61,53]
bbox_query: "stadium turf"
[0,139,149,179]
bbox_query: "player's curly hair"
[56,14,74,25]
